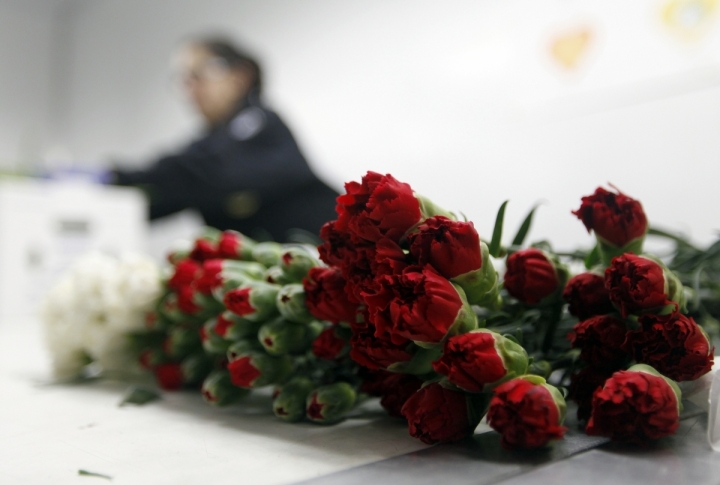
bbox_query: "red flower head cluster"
[586,367,680,443]
[227,356,262,388]
[349,318,413,370]
[487,377,567,449]
[401,382,476,444]
[623,312,714,382]
[569,367,615,422]
[504,249,559,304]
[605,254,668,317]
[573,186,647,247]
[563,272,613,320]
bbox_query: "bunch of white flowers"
[41,252,162,380]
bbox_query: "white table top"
[0,319,430,485]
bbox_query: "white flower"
[41,251,162,380]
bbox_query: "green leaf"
[78,470,112,480]
[512,204,540,247]
[119,387,161,407]
[584,244,600,269]
[489,200,509,258]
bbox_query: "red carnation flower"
[318,220,357,268]
[223,288,255,316]
[573,186,647,247]
[194,259,223,295]
[563,272,614,320]
[189,239,218,262]
[401,382,477,444]
[168,259,200,291]
[504,249,559,304]
[408,216,482,279]
[623,312,714,382]
[335,172,422,243]
[303,267,359,324]
[605,254,668,317]
[433,330,528,393]
[487,377,567,449]
[569,315,629,369]
[217,231,245,259]
[227,356,263,388]
[154,363,184,390]
[312,327,349,360]
[349,321,414,370]
[363,265,466,345]
[586,366,680,443]
[379,374,423,418]
[176,285,200,315]
[568,367,615,422]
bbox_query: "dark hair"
[193,37,262,95]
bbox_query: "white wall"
[0,1,59,171]
[43,1,720,249]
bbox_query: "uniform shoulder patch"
[229,107,267,141]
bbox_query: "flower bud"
[217,230,256,260]
[273,377,315,422]
[586,364,681,443]
[605,253,685,318]
[167,259,201,291]
[223,281,281,322]
[264,266,292,285]
[226,339,264,361]
[251,242,284,267]
[189,237,219,262]
[504,249,566,305]
[573,187,648,265]
[180,353,213,386]
[195,259,266,296]
[276,284,314,324]
[306,382,357,424]
[487,375,567,449]
[201,318,231,355]
[401,382,480,444]
[215,311,262,341]
[159,292,187,322]
[227,350,293,388]
[202,370,250,406]
[280,247,320,282]
[164,325,202,359]
[153,362,184,390]
[432,329,529,392]
[258,318,322,356]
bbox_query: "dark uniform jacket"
[114,96,339,242]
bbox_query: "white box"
[0,179,147,321]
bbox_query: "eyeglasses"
[172,56,232,91]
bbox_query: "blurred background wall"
[3,0,720,251]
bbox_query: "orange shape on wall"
[549,28,593,69]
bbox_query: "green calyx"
[280,247,320,281]
[306,382,357,424]
[251,242,285,267]
[451,241,502,310]
[258,318,322,356]
[597,235,645,267]
[273,377,315,422]
[276,284,314,324]
[627,364,683,414]
[201,370,250,406]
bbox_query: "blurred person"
[112,37,338,241]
